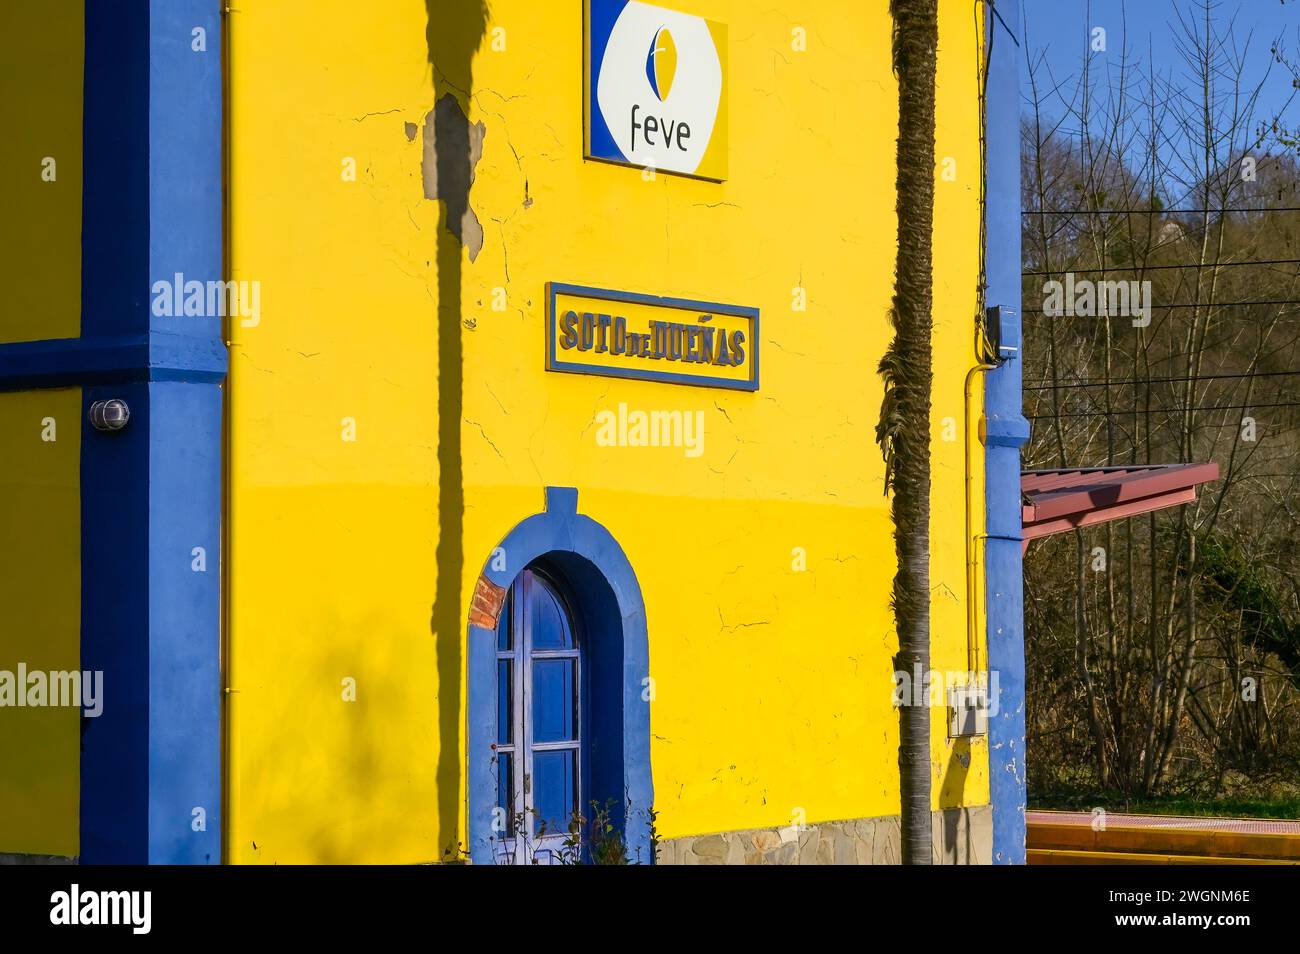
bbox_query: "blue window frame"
[493,567,583,864]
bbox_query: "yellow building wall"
[0,1,84,858]
[0,389,82,857]
[227,0,987,863]
[0,0,83,344]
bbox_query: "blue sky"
[1021,0,1299,130]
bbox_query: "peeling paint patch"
[404,121,418,142]
[421,93,486,261]
[469,574,506,629]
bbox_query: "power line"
[1027,400,1300,419]
[1064,328,1300,372]
[1024,207,1300,215]
[1025,259,1300,276]
[1025,368,1300,390]
[1024,297,1300,314]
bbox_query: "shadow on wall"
[237,608,429,864]
[938,737,973,862]
[424,0,490,858]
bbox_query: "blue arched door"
[493,567,582,864]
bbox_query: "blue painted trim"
[548,282,760,323]
[546,281,760,392]
[0,334,228,391]
[984,402,1030,449]
[584,0,627,163]
[467,487,654,864]
[148,0,224,344]
[984,0,1029,865]
[4,0,229,404]
[79,382,151,864]
[80,0,149,341]
[145,380,222,864]
[79,383,223,865]
[988,0,1020,47]
[78,0,224,864]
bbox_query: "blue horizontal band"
[985,413,1030,448]
[0,333,228,391]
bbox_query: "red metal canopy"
[1021,463,1220,549]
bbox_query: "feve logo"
[645,27,677,101]
[586,0,728,180]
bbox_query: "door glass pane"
[531,659,576,742]
[530,579,573,649]
[532,749,577,835]
[495,752,516,837]
[496,591,512,651]
[497,659,513,745]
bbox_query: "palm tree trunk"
[878,0,938,865]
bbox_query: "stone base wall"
[658,805,992,865]
[0,853,76,865]
[2,808,995,866]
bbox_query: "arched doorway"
[466,487,653,864]
[492,566,583,864]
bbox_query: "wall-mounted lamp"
[88,399,131,432]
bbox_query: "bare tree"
[1021,0,1300,804]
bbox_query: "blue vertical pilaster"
[983,0,1030,865]
[76,0,225,864]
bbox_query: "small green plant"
[557,800,629,865]
[496,800,659,864]
[647,805,661,864]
